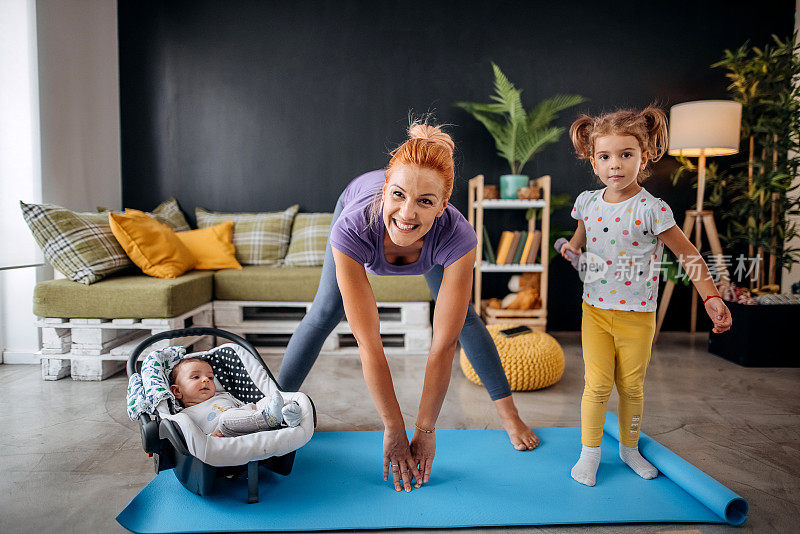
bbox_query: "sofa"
[34,266,432,381]
[23,199,432,381]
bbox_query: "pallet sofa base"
[214,301,431,355]
[35,300,431,380]
[36,303,215,381]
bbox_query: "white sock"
[571,445,601,486]
[619,443,658,479]
[281,401,302,427]
[263,392,284,429]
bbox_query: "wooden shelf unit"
[467,174,551,330]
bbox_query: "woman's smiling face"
[382,165,447,248]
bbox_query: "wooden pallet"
[480,300,547,331]
[35,303,214,381]
[214,300,432,354]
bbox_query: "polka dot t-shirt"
[571,187,676,312]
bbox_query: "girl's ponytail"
[639,106,669,162]
[569,115,595,160]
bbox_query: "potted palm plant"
[455,63,585,198]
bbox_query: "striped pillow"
[151,197,191,232]
[284,213,333,266]
[195,205,298,265]
[20,201,133,284]
[97,198,192,232]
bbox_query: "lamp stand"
[654,155,730,342]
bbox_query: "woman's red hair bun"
[408,123,455,156]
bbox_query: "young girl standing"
[561,106,733,486]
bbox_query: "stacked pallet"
[213,301,431,355]
[36,303,214,381]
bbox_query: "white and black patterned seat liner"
[206,346,265,403]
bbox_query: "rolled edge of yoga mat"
[603,413,748,526]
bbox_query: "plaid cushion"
[97,198,191,232]
[284,213,333,266]
[20,201,133,284]
[151,197,191,232]
[195,205,298,265]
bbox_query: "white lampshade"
[668,100,742,157]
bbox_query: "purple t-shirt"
[328,170,478,276]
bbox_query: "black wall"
[118,0,794,330]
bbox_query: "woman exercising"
[278,122,539,493]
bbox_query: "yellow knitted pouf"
[460,324,565,391]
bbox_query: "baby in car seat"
[169,357,302,437]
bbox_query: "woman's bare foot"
[494,396,539,450]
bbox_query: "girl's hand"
[383,428,422,492]
[705,297,732,334]
[560,241,582,260]
[409,431,436,486]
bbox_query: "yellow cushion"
[460,324,564,391]
[176,221,242,270]
[108,209,196,279]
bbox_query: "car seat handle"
[126,327,262,378]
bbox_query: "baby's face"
[170,360,216,407]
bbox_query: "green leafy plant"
[455,63,586,175]
[662,249,692,286]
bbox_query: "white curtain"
[0,0,42,363]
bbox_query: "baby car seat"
[126,327,316,503]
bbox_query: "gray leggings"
[277,193,512,401]
[215,398,272,438]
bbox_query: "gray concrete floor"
[1,332,799,534]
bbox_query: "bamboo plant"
[715,34,800,288]
[673,34,800,289]
[455,63,586,175]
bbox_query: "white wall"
[1,0,122,364]
[36,0,122,210]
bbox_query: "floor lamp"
[654,100,742,341]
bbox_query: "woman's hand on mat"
[705,297,732,334]
[409,431,435,485]
[383,428,423,492]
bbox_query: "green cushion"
[196,205,298,266]
[33,271,213,319]
[21,201,132,284]
[283,213,333,266]
[214,265,431,302]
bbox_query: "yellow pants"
[580,301,656,447]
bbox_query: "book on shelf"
[511,231,527,264]
[506,232,522,265]
[482,226,496,264]
[526,230,542,264]
[495,231,514,264]
[520,231,534,265]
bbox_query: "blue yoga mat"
[117,413,747,533]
